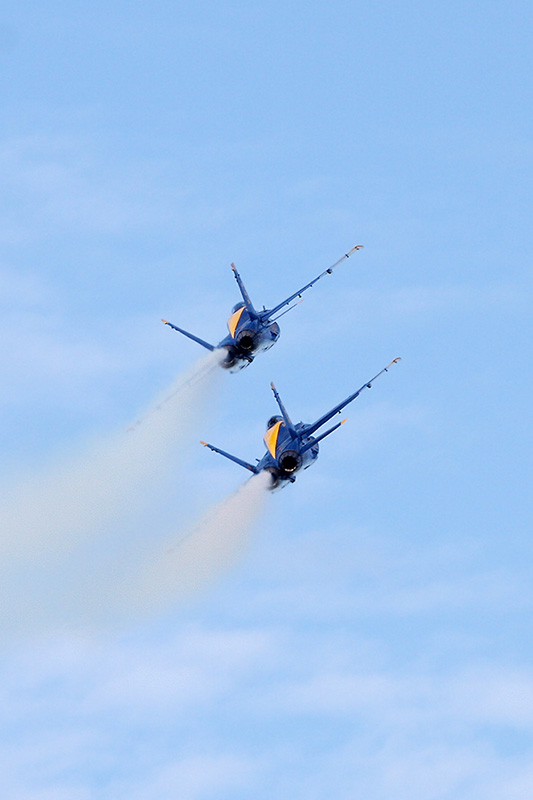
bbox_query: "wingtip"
[340,418,348,425]
[161,318,168,325]
[200,440,208,447]
[348,244,364,255]
[384,357,401,371]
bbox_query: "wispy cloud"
[121,753,260,800]
[0,134,184,239]
[0,262,189,415]
[1,619,532,800]
[0,132,250,246]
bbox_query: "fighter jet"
[200,358,401,489]
[162,246,363,372]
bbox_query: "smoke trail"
[115,470,272,618]
[0,347,277,636]
[0,471,270,635]
[0,349,224,564]
[0,349,275,636]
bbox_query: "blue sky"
[0,1,532,797]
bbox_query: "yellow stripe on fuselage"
[227,306,245,338]
[263,420,283,458]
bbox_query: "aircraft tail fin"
[270,382,295,433]
[162,319,216,352]
[231,263,256,315]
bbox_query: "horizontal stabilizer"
[300,419,347,454]
[269,298,304,323]
[201,441,259,474]
[162,319,215,352]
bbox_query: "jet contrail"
[0,350,225,634]
[0,350,274,635]
[116,470,271,619]
[0,349,224,561]
[0,471,270,635]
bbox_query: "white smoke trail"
[115,470,272,619]
[0,350,224,604]
[0,349,275,636]
[0,471,270,635]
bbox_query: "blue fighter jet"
[200,358,401,489]
[162,246,363,372]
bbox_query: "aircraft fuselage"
[218,305,280,372]
[256,419,319,490]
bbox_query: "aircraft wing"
[266,245,363,319]
[304,358,401,436]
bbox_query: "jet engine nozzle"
[278,449,303,474]
[264,466,281,489]
[236,329,257,352]
[220,345,239,369]
[219,344,252,372]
